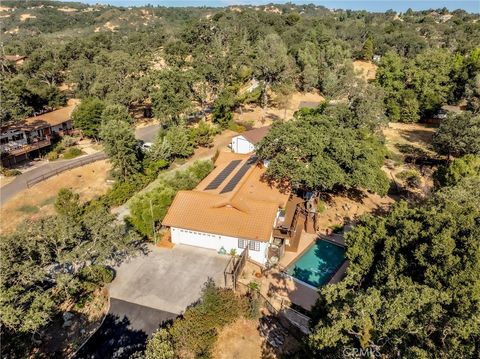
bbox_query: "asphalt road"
[135,123,161,143]
[75,298,177,359]
[0,124,160,206]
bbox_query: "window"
[238,239,247,249]
[248,240,260,251]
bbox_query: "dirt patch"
[0,160,111,234]
[234,91,325,127]
[104,21,118,32]
[317,191,395,230]
[0,176,15,188]
[353,60,377,81]
[20,13,36,21]
[213,318,263,359]
[58,7,78,12]
[0,6,12,12]
[383,122,437,155]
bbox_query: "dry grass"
[212,318,263,359]
[20,13,36,21]
[383,122,437,155]
[353,60,377,81]
[0,160,111,234]
[234,91,325,127]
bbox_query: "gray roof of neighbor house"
[2,55,27,62]
[239,126,271,145]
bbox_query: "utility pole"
[149,198,157,244]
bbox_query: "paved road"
[0,152,106,205]
[75,298,176,359]
[135,123,161,143]
[0,124,160,206]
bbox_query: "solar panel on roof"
[204,160,242,190]
[220,156,257,194]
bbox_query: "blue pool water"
[287,240,345,287]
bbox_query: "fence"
[26,152,107,188]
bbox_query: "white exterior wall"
[231,135,255,154]
[171,227,269,265]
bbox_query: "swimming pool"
[287,240,345,288]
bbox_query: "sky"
[69,0,480,13]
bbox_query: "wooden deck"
[4,138,51,157]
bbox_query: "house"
[1,103,76,166]
[162,151,290,265]
[230,126,270,154]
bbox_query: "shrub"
[168,280,245,357]
[17,205,39,214]
[1,168,21,176]
[396,169,422,188]
[104,174,149,206]
[61,135,77,147]
[46,151,59,161]
[228,122,246,133]
[63,147,83,159]
[79,265,114,285]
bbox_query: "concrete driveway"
[109,244,230,314]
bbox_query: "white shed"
[230,126,271,154]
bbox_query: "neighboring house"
[230,126,270,154]
[433,105,463,120]
[1,55,27,65]
[1,103,76,166]
[162,151,290,266]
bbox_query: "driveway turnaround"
[75,298,176,359]
[109,244,231,314]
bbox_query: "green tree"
[100,104,133,125]
[434,154,480,187]
[309,179,480,358]
[212,88,236,128]
[164,123,195,158]
[465,73,480,114]
[145,329,175,359]
[100,112,141,179]
[254,33,290,113]
[129,160,213,238]
[376,51,405,122]
[256,106,389,195]
[189,121,216,148]
[54,188,83,220]
[407,48,453,117]
[297,41,319,91]
[71,98,106,139]
[361,37,374,60]
[151,70,192,126]
[399,89,420,123]
[432,112,480,157]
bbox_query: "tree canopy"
[256,106,389,195]
[432,111,480,157]
[309,178,480,358]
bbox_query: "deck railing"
[4,138,51,156]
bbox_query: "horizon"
[66,0,480,13]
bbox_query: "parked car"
[141,142,153,152]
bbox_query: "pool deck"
[279,232,317,268]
